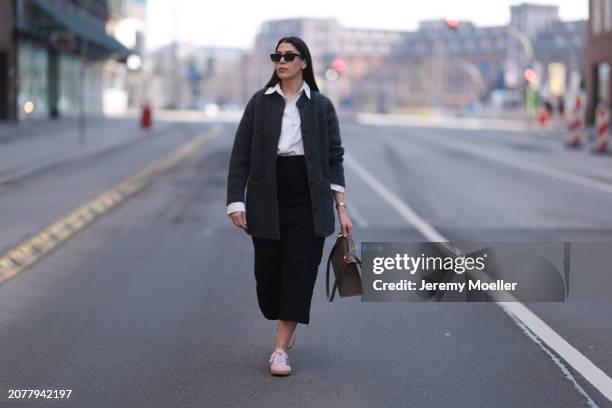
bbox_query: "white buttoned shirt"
[227,81,345,215]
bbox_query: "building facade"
[0,0,129,121]
[510,3,560,39]
[395,20,511,109]
[586,0,612,122]
[149,43,244,110]
[245,17,406,111]
[104,0,147,114]
[144,3,587,115]
[243,7,586,113]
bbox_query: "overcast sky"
[145,0,589,51]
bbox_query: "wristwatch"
[335,202,346,209]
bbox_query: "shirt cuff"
[227,202,246,215]
[330,183,345,193]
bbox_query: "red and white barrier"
[567,95,584,148]
[538,106,551,128]
[594,102,610,153]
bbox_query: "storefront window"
[17,40,48,119]
[58,54,81,116]
[58,55,104,116]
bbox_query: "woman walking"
[226,36,352,376]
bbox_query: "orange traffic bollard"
[140,103,152,129]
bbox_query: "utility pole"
[78,38,87,144]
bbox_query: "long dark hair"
[264,36,320,92]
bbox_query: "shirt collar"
[265,81,311,100]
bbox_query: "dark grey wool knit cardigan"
[226,86,345,240]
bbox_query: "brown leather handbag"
[325,233,363,301]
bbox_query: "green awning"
[31,0,130,57]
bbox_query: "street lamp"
[434,18,462,108]
[126,54,142,71]
[324,56,347,107]
[505,25,536,118]
[506,25,534,65]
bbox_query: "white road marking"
[345,151,612,403]
[412,132,612,196]
[500,304,599,408]
[344,154,446,242]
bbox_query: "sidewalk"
[352,111,596,139]
[0,116,122,142]
[0,115,171,186]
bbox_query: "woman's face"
[275,42,306,81]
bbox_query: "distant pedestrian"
[543,98,553,116]
[226,36,352,376]
[557,95,565,123]
[538,98,552,127]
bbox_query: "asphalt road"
[0,118,610,407]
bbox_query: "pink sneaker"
[269,348,292,376]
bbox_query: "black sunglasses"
[270,52,302,62]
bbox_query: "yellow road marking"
[0,130,215,287]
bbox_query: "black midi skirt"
[251,155,325,325]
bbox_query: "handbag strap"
[326,244,339,302]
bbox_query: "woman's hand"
[337,207,353,237]
[229,211,247,229]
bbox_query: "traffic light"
[324,55,346,81]
[331,58,346,73]
[445,18,459,30]
[524,68,537,83]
